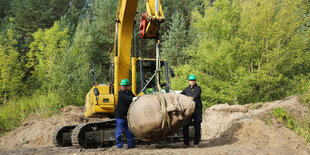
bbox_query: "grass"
[272,108,295,129]
[298,89,310,142]
[0,93,64,135]
[271,108,310,142]
[300,90,310,109]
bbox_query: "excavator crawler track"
[71,119,116,148]
[52,125,77,147]
[54,119,186,149]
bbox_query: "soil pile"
[0,96,309,155]
[202,95,309,140]
[200,96,310,154]
[0,106,102,150]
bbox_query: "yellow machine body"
[85,85,115,118]
[85,57,169,118]
[145,0,165,38]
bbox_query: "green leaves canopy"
[0,0,309,107]
[173,0,310,106]
[0,29,24,102]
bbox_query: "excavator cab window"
[136,59,170,94]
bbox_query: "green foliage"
[0,93,62,135]
[64,0,90,28]
[15,0,117,106]
[271,108,310,142]
[0,29,24,103]
[266,113,272,126]
[58,0,118,104]
[10,0,88,34]
[88,0,117,80]
[10,0,54,35]
[56,20,95,105]
[299,81,310,109]
[173,0,310,105]
[7,0,90,70]
[301,93,310,109]
[26,20,93,105]
[272,108,295,129]
[162,11,189,67]
[0,0,11,26]
[0,0,116,134]
[162,0,204,30]
[27,21,70,93]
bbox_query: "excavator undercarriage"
[53,120,186,148]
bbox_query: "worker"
[143,73,154,88]
[143,73,156,94]
[143,73,150,87]
[181,75,202,147]
[115,79,136,149]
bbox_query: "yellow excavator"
[53,0,180,148]
[85,0,167,118]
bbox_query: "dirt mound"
[201,96,309,140]
[0,96,309,154]
[0,106,102,150]
[200,95,310,154]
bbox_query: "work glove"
[132,96,139,102]
[189,97,194,100]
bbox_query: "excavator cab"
[131,57,171,95]
[84,57,172,118]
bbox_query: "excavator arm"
[139,0,165,38]
[84,0,166,118]
[113,0,165,106]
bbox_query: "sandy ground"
[0,96,310,155]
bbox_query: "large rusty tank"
[127,93,195,141]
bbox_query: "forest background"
[0,0,309,135]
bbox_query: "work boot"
[183,143,190,148]
[127,145,135,149]
[193,144,199,148]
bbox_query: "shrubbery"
[0,93,62,135]
[172,0,310,107]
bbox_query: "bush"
[172,0,310,106]
[0,93,63,135]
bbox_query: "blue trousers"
[115,118,134,148]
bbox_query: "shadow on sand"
[139,121,242,149]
